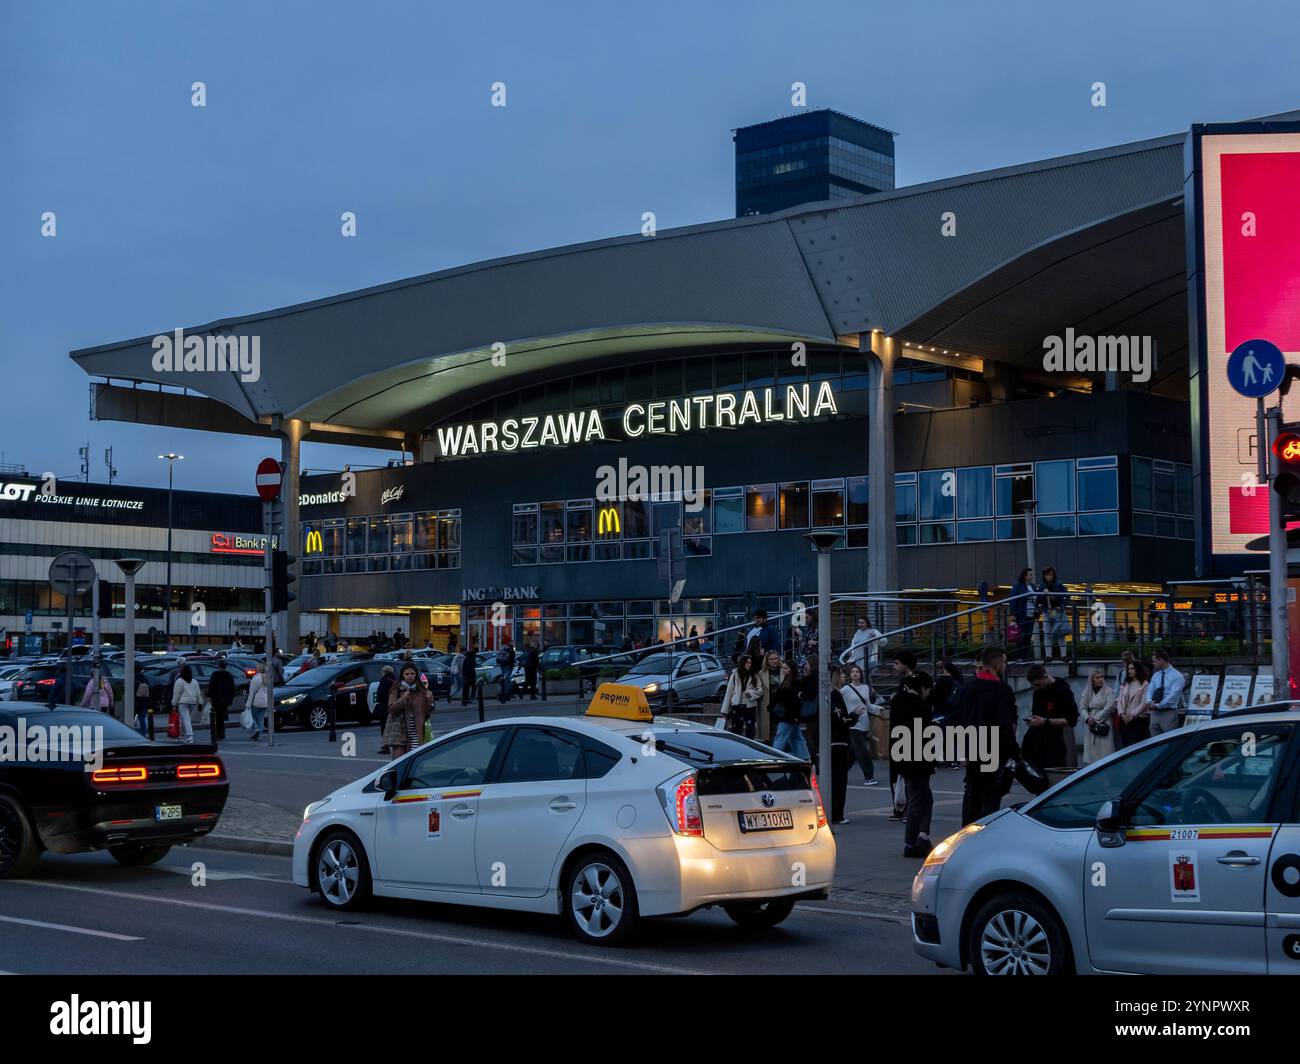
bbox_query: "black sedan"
[272,661,374,730]
[0,705,228,878]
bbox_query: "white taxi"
[293,684,836,944]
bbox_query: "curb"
[192,833,294,858]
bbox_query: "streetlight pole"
[806,531,843,812]
[1019,497,1038,655]
[158,454,183,649]
[115,558,145,729]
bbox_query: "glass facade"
[1131,456,1195,540]
[511,457,1122,565]
[302,509,462,575]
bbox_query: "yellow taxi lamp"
[585,682,653,722]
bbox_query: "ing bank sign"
[432,381,838,458]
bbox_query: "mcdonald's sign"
[304,528,324,554]
[597,505,620,536]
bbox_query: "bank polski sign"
[432,381,838,458]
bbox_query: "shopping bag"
[869,708,890,759]
[167,710,181,739]
[240,705,255,731]
[892,775,907,815]
[200,701,211,726]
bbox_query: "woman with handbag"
[245,662,268,741]
[384,663,431,760]
[770,655,810,760]
[841,664,879,786]
[1080,668,1117,764]
[171,664,201,744]
[757,646,785,744]
[721,653,762,737]
[79,673,114,714]
[828,666,853,823]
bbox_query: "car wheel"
[564,851,639,945]
[306,705,329,730]
[723,898,796,929]
[109,843,171,866]
[313,830,371,911]
[0,796,41,878]
[968,891,1070,975]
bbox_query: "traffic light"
[96,579,113,619]
[271,550,297,612]
[1272,429,1300,515]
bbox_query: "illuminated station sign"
[432,381,838,458]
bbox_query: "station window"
[812,478,845,527]
[1131,456,1193,540]
[779,482,809,529]
[713,487,743,535]
[746,484,777,531]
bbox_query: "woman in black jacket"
[890,671,935,858]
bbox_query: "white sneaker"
[863,778,879,786]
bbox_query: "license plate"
[155,804,182,821]
[739,809,793,832]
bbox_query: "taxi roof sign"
[585,682,653,722]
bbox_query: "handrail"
[836,591,1040,665]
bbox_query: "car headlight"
[922,823,984,869]
[281,693,305,705]
[303,797,331,820]
[643,682,659,693]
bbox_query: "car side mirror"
[1095,798,1126,848]
[379,770,399,800]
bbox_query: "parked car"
[331,657,453,725]
[911,704,1300,974]
[0,664,27,700]
[614,652,728,709]
[273,661,385,731]
[12,661,127,705]
[0,704,229,877]
[294,710,834,943]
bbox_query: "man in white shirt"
[847,617,883,672]
[1143,647,1185,735]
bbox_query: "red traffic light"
[1274,432,1300,465]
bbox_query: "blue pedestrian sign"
[1227,338,1287,398]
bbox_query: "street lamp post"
[158,454,183,649]
[806,530,843,815]
[1018,497,1038,656]
[115,558,145,729]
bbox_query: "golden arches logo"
[304,529,323,554]
[597,506,620,536]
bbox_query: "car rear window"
[622,728,803,766]
[696,765,812,795]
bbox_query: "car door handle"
[1216,851,1261,867]
[549,798,577,812]
[449,804,474,820]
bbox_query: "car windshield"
[625,653,675,675]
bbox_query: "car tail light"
[176,762,222,780]
[656,772,703,836]
[809,772,828,828]
[37,678,55,686]
[92,765,149,785]
[244,669,256,677]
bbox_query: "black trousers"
[962,764,1003,825]
[904,774,934,846]
[210,701,228,741]
[461,676,475,706]
[524,667,538,697]
[831,744,850,822]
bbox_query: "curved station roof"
[71,112,1298,449]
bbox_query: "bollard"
[328,696,337,743]
[147,701,156,741]
[540,667,547,702]
[476,678,485,723]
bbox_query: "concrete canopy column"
[864,332,899,623]
[279,417,306,652]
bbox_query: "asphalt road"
[0,847,941,975]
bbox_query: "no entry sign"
[256,458,282,502]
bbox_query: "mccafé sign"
[432,381,838,458]
[210,532,277,556]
